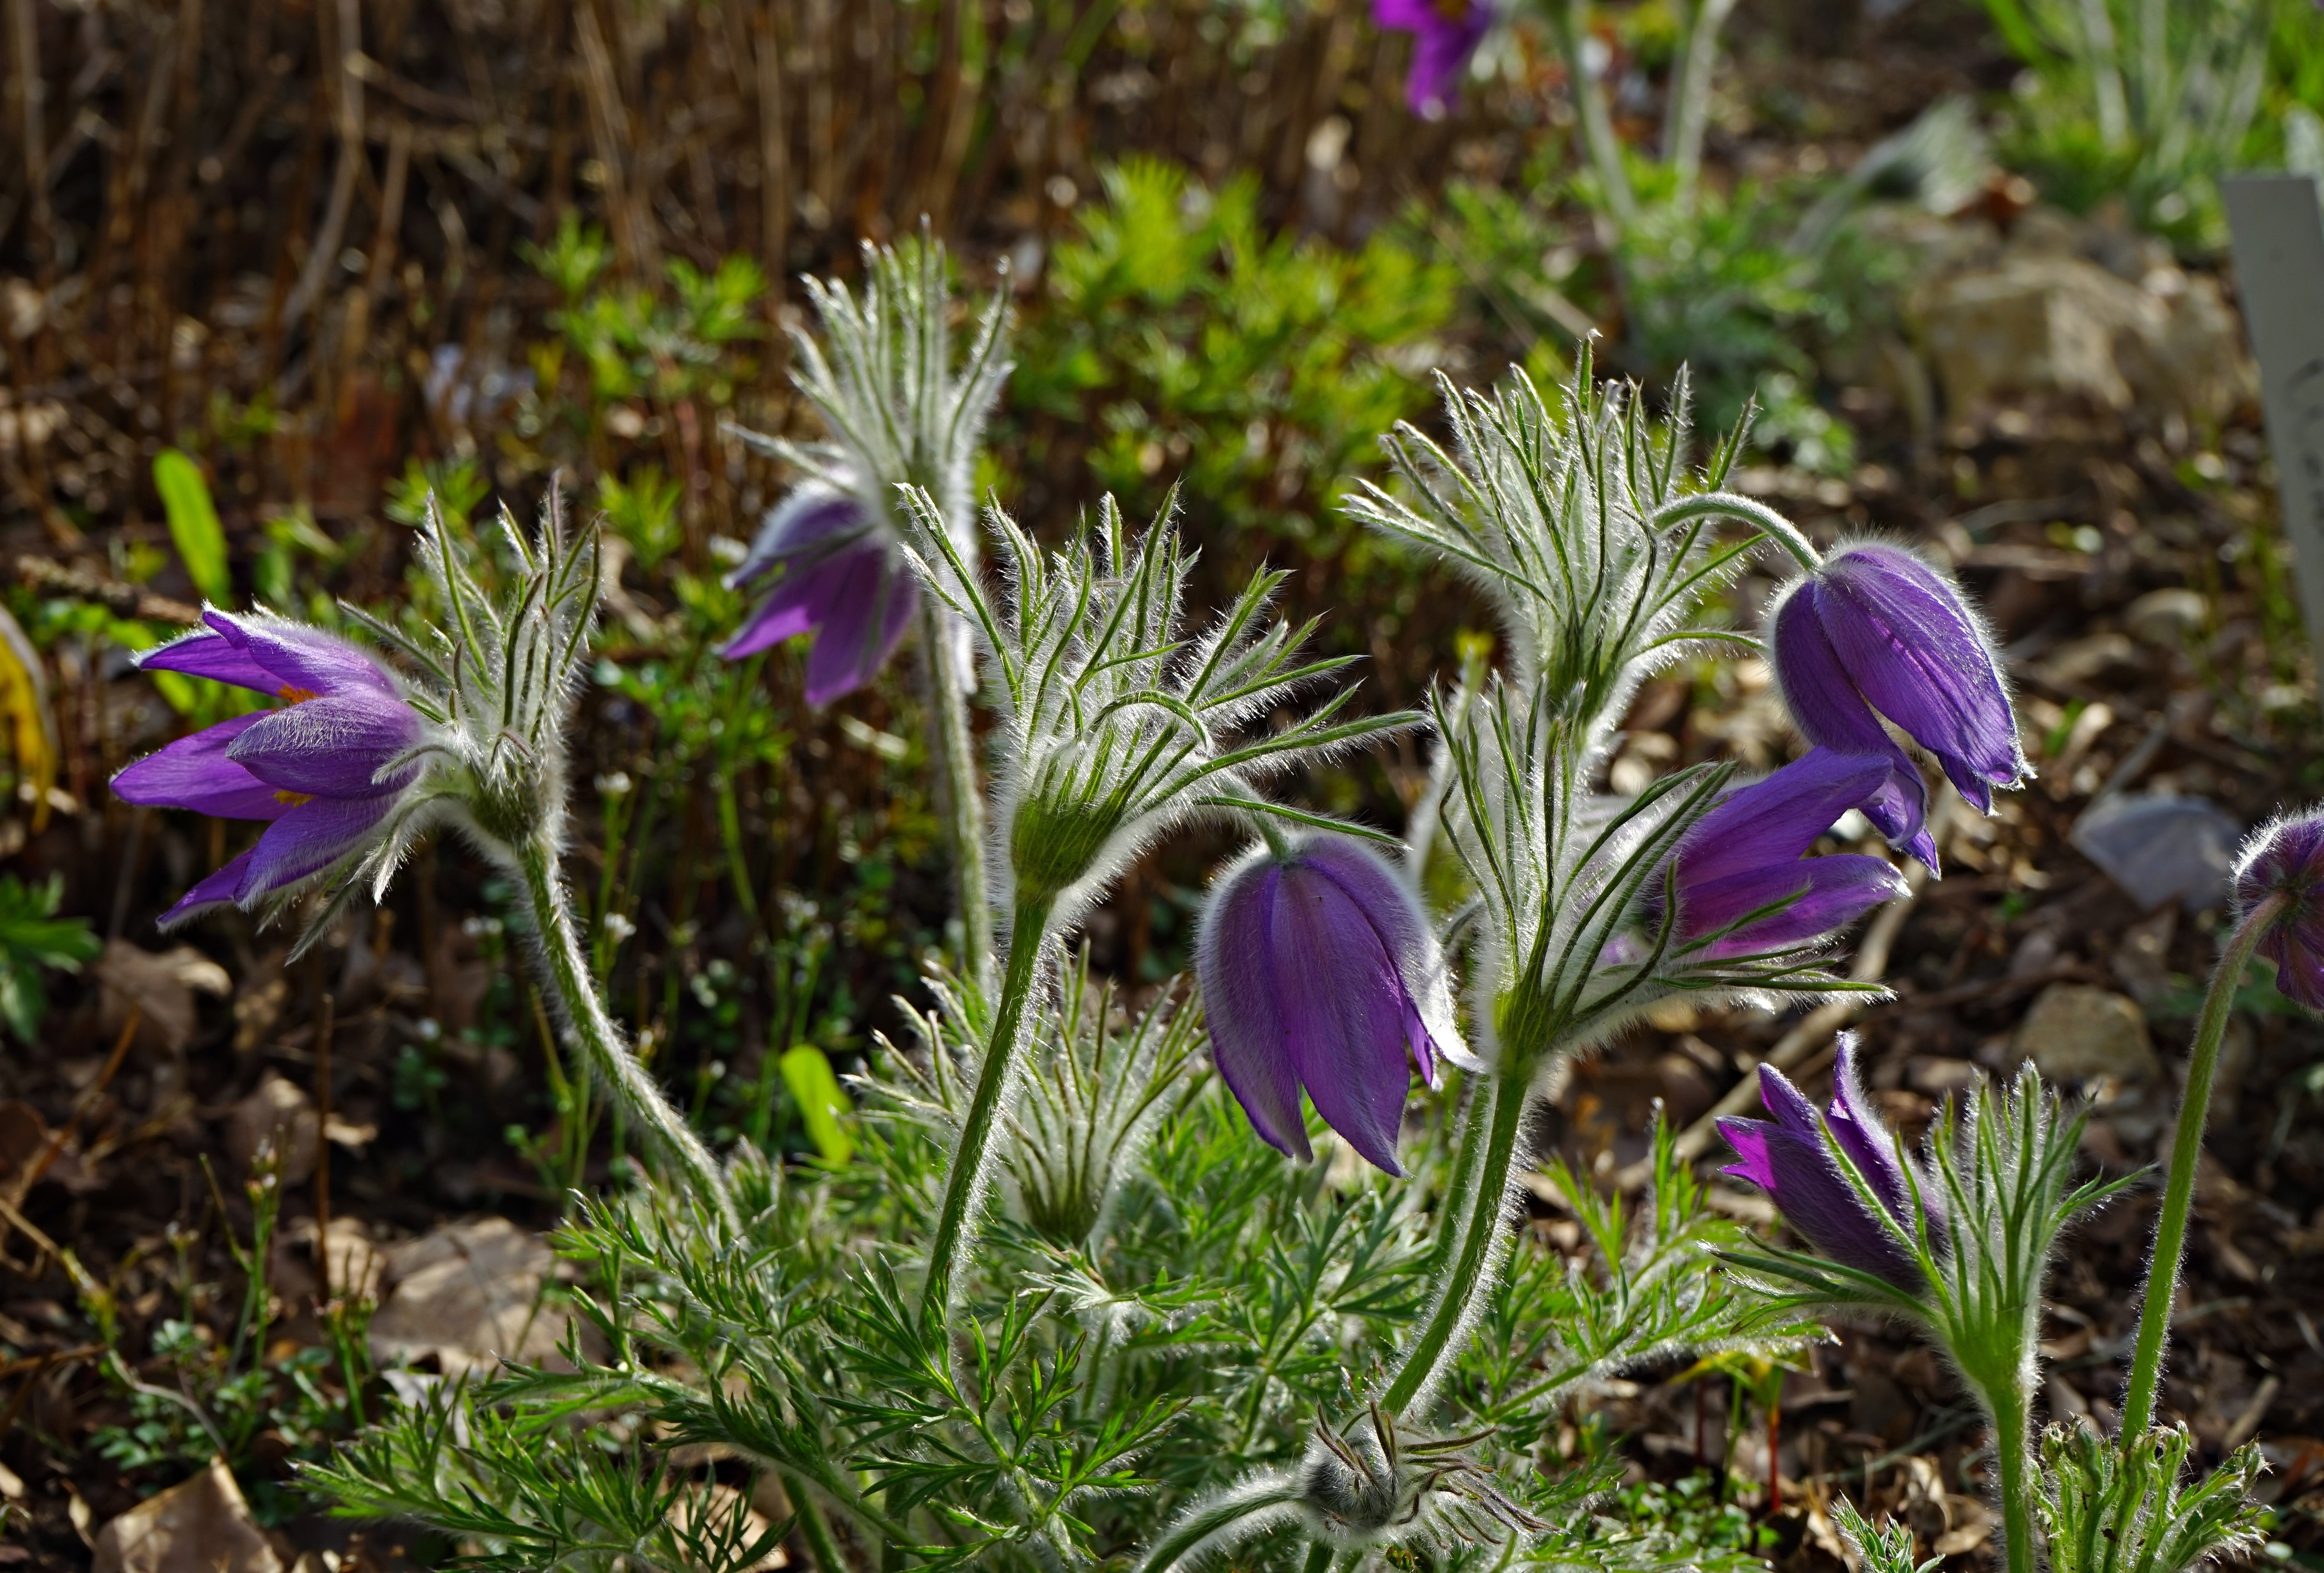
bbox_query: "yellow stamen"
[277,685,319,704]
[273,790,314,807]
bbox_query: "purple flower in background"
[111,612,424,926]
[722,483,917,706]
[1769,542,2028,870]
[2232,809,2324,1009]
[1373,0,1492,119]
[1197,834,1472,1175]
[1718,1034,1942,1290]
[1667,748,1910,960]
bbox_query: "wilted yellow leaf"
[0,606,56,832]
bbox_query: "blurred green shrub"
[1009,157,1459,553]
[0,873,97,1044]
[1981,0,2289,246]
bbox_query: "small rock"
[2125,587,2208,646]
[91,1457,282,1573]
[1912,249,2253,427]
[2073,792,2241,911]
[226,1076,319,1186]
[2015,984,2159,1085]
[368,1217,563,1376]
[1906,1056,1985,1098]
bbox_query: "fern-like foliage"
[2039,1424,2269,1573]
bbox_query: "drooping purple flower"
[1667,748,1911,960]
[1718,1034,1943,1290]
[1373,0,1492,119]
[722,483,917,707]
[1768,542,2028,870]
[111,611,424,925]
[1197,834,1472,1175]
[2232,809,2324,1009]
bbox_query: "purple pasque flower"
[1667,748,1910,960]
[2232,809,2324,1009]
[1373,0,1492,119]
[1768,542,2028,869]
[1718,1033,1942,1290]
[722,481,917,707]
[1197,833,1472,1175]
[111,611,424,926]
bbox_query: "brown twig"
[14,556,201,624]
[1,1004,140,1230]
[313,993,335,1302]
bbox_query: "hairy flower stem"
[918,898,1052,1317]
[1381,1064,1531,1415]
[1137,1480,1303,1573]
[923,604,995,992]
[1648,493,1825,575]
[783,1474,846,1573]
[1992,1391,2036,1573]
[2120,894,2283,1438]
[515,837,738,1232]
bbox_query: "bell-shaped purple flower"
[1373,0,1492,119]
[1717,1034,1942,1290]
[111,611,424,925]
[722,483,917,707]
[1668,748,1911,960]
[2232,809,2324,1009]
[1197,834,1472,1175]
[1768,542,2028,870]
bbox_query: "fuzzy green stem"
[1994,1388,2037,1573]
[783,1474,847,1573]
[918,898,1052,1317]
[1381,1064,1530,1415]
[2119,895,2281,1438]
[516,836,737,1232]
[1650,492,1824,574]
[1136,1481,1303,1573]
[924,603,996,993]
[1552,0,1639,227]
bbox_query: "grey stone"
[2015,984,2160,1085]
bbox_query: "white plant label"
[2225,174,2324,669]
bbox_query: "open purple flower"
[1667,748,1910,960]
[1373,0,1492,119]
[2232,809,2324,1009]
[1769,542,2028,869]
[722,482,917,707]
[1718,1034,1942,1290]
[111,611,424,925]
[1197,834,1471,1175]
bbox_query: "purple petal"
[725,485,870,590]
[235,795,397,903]
[1736,1065,1921,1285]
[111,713,295,820]
[1293,836,1470,1077]
[1771,583,1937,868]
[1374,0,1491,117]
[1679,855,1907,958]
[135,626,279,694]
[200,610,402,701]
[1269,861,1415,1175]
[800,552,918,707]
[1682,749,1893,886]
[158,851,258,927]
[1823,1036,1911,1216]
[225,692,422,799]
[1198,855,1311,1162]
[1717,1116,1780,1192]
[1814,545,2025,812]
